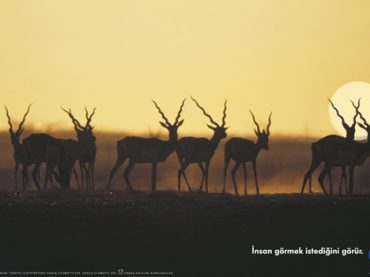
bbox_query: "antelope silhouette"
[106,99,186,191]
[301,99,360,194]
[62,107,97,190]
[23,133,65,190]
[223,111,271,196]
[176,97,227,192]
[5,104,33,194]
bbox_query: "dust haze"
[0,131,369,194]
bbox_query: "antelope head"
[152,99,186,142]
[330,99,360,140]
[5,104,32,146]
[191,97,228,140]
[352,100,370,141]
[250,111,272,151]
[61,107,97,146]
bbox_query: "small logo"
[118,268,124,275]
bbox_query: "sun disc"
[329,81,370,140]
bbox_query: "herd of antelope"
[3,96,369,197]
[302,98,370,196]
[5,105,96,195]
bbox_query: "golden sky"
[1,0,370,136]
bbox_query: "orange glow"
[1,1,370,137]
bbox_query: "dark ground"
[0,190,369,277]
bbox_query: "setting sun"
[0,2,369,275]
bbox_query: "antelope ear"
[207,124,216,130]
[160,121,168,128]
[176,119,184,127]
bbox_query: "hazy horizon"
[1,130,369,195]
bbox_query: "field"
[0,191,369,276]
[0,132,369,276]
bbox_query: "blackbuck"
[22,134,80,189]
[62,107,97,190]
[334,102,370,195]
[106,99,186,191]
[302,130,370,195]
[223,111,271,196]
[5,104,33,193]
[332,99,361,195]
[176,97,227,193]
[23,133,65,190]
[301,99,360,195]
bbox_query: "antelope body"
[107,99,186,191]
[223,112,271,195]
[301,99,360,194]
[177,97,227,193]
[54,139,80,188]
[23,133,64,190]
[307,137,370,195]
